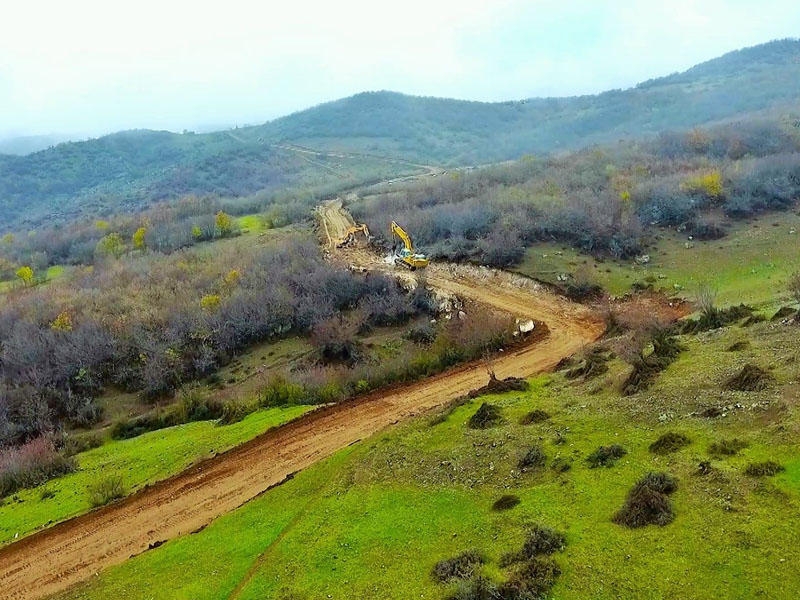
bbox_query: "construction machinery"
[390,221,429,270]
[335,224,371,248]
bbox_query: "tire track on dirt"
[0,209,603,600]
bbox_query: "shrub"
[622,330,684,395]
[708,439,749,457]
[586,444,627,468]
[519,409,550,425]
[88,475,126,507]
[260,375,307,407]
[649,432,691,455]
[518,446,547,470]
[744,461,785,477]
[492,495,521,511]
[432,550,485,583]
[724,364,773,392]
[448,576,499,600]
[789,272,800,304]
[0,437,76,498]
[680,304,753,334]
[564,281,603,302]
[217,402,254,426]
[551,457,572,473]
[467,403,503,429]
[521,525,566,557]
[62,432,103,457]
[405,322,437,345]
[498,557,561,599]
[726,340,750,352]
[564,346,611,380]
[613,472,678,528]
[177,390,225,422]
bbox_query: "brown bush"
[613,472,677,528]
[724,364,773,392]
[649,432,691,455]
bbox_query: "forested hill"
[2,39,800,231]
[261,39,800,163]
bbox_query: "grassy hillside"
[2,39,800,232]
[56,308,800,600]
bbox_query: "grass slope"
[58,319,800,599]
[516,210,800,307]
[0,406,310,547]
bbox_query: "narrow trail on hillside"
[0,202,604,600]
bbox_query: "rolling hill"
[2,38,799,231]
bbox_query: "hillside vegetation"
[2,39,800,232]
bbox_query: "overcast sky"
[1,0,799,139]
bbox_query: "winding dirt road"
[0,204,603,600]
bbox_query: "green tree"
[132,227,147,251]
[215,211,233,237]
[16,265,34,286]
[96,233,126,258]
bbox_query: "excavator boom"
[390,221,429,270]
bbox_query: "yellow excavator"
[335,224,371,248]
[391,221,429,270]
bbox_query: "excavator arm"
[390,221,414,253]
[390,221,429,270]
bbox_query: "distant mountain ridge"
[1,38,799,231]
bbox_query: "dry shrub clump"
[432,550,485,583]
[87,475,127,507]
[519,409,550,425]
[467,403,503,429]
[492,495,521,511]
[744,461,785,477]
[468,373,528,399]
[614,472,678,528]
[708,438,749,457]
[649,432,691,455]
[586,444,627,468]
[724,364,773,391]
[518,446,547,471]
[0,436,76,498]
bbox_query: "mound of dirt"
[724,364,773,392]
[468,372,528,398]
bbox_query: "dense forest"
[2,39,799,233]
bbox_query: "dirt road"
[0,206,603,600]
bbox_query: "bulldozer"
[335,224,371,248]
[390,221,429,270]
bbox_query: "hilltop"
[1,39,800,231]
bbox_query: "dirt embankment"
[0,203,604,600]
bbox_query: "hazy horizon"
[2,0,799,142]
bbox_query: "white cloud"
[0,0,798,137]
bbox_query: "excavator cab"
[390,221,429,270]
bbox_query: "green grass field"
[57,317,800,599]
[516,210,800,307]
[0,406,311,547]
